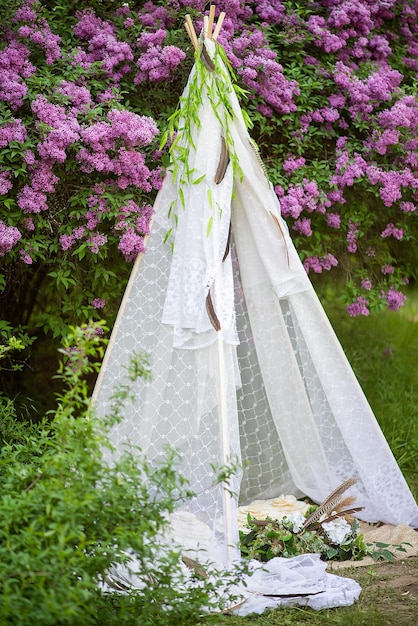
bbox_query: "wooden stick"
[207,5,216,40]
[185,14,199,50]
[203,15,209,39]
[212,11,225,41]
[184,21,193,46]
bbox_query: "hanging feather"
[206,289,221,331]
[269,211,290,267]
[222,222,232,261]
[248,139,269,181]
[215,136,230,184]
[301,477,357,530]
[182,556,208,579]
[200,43,215,72]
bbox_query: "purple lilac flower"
[283,156,306,174]
[92,298,106,309]
[19,249,33,264]
[333,61,402,120]
[0,170,13,195]
[332,152,366,189]
[0,119,27,148]
[382,287,407,311]
[107,110,159,147]
[60,234,75,251]
[138,2,172,29]
[361,279,372,290]
[347,296,370,317]
[88,233,107,253]
[237,52,300,115]
[327,212,341,228]
[303,253,338,274]
[292,217,312,236]
[17,20,61,64]
[0,221,22,256]
[30,162,59,193]
[381,264,394,275]
[32,96,81,163]
[347,221,359,253]
[0,41,36,109]
[400,201,416,212]
[134,37,186,84]
[24,150,36,165]
[22,217,35,231]
[57,81,93,112]
[280,179,320,219]
[366,164,382,185]
[149,167,164,190]
[254,0,285,23]
[73,10,133,80]
[13,5,37,22]
[381,223,404,240]
[17,186,48,213]
[118,227,146,261]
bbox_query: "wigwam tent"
[93,9,418,573]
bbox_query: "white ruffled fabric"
[102,550,361,615]
[233,554,361,615]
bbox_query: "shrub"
[0,323,238,625]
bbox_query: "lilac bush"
[1,0,417,375]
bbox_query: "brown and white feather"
[302,478,357,530]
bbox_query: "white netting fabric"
[93,39,418,572]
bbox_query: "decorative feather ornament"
[301,477,358,530]
[201,43,215,72]
[248,139,269,181]
[215,136,230,184]
[182,555,208,579]
[222,222,232,262]
[206,289,221,331]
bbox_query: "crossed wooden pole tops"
[184,5,225,51]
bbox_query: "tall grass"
[323,287,418,501]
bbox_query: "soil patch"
[334,557,418,625]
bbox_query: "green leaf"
[206,216,213,237]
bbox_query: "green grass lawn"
[324,287,418,501]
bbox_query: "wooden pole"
[185,14,199,50]
[207,5,216,40]
[213,12,225,41]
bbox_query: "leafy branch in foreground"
[0,323,240,626]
